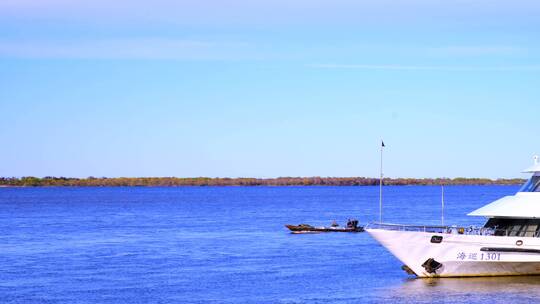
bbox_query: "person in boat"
[347,219,359,229]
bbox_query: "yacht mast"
[441,184,445,226]
[379,140,385,223]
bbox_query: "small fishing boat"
[286,219,364,234]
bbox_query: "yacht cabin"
[470,157,540,237]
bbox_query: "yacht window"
[525,224,538,237]
[484,218,540,237]
[509,221,526,236]
[519,176,540,192]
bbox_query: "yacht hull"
[367,228,540,277]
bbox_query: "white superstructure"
[366,157,540,277]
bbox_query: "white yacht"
[366,157,540,277]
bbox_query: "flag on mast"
[381,140,385,147]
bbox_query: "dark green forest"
[0,176,526,187]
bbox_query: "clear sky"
[1,0,539,179]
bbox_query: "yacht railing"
[366,222,540,238]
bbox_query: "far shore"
[0,177,525,187]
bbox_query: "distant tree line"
[0,176,526,187]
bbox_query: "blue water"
[2,186,540,303]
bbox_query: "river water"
[2,185,539,303]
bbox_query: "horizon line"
[0,176,526,179]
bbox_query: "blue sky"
[1,0,539,178]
